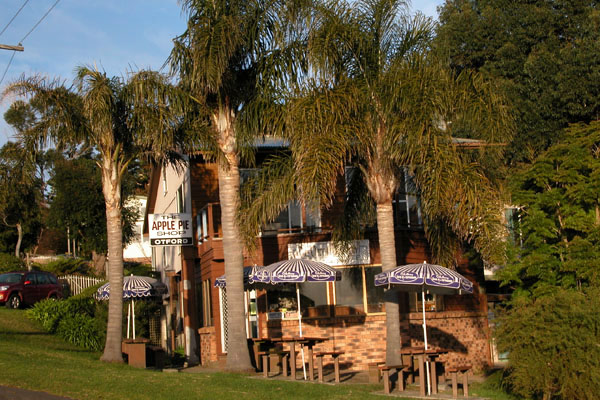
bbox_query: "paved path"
[0,385,74,400]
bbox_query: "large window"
[265,282,329,319]
[334,266,385,315]
[197,279,213,327]
[393,169,422,228]
[408,292,444,312]
[264,265,386,319]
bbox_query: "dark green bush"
[496,288,600,399]
[0,253,24,273]
[37,257,93,276]
[56,313,104,351]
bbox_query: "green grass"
[0,308,516,399]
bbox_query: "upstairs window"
[393,169,422,228]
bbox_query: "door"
[21,273,39,304]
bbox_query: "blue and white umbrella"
[97,275,167,339]
[214,266,257,288]
[251,259,341,379]
[375,261,473,394]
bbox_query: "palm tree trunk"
[218,158,253,371]
[100,161,125,363]
[376,200,403,365]
[214,108,252,371]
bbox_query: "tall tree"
[168,0,306,371]
[0,141,41,257]
[435,0,600,163]
[2,67,185,362]
[244,0,513,364]
[500,121,600,297]
[47,154,138,259]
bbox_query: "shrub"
[38,257,93,276]
[0,253,24,273]
[56,313,104,351]
[26,299,66,333]
[495,288,600,399]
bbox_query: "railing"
[59,275,104,296]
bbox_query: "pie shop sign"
[149,213,194,246]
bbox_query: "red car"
[0,271,63,309]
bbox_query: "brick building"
[145,143,494,372]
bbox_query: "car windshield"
[0,273,24,284]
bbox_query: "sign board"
[148,213,193,246]
[287,239,370,266]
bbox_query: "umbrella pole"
[296,283,307,380]
[132,299,136,340]
[127,301,131,339]
[422,290,431,395]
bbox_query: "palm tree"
[243,0,513,365]
[2,67,186,362]
[168,0,307,371]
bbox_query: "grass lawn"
[0,308,516,399]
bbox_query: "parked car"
[0,271,63,309]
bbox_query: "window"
[265,282,329,318]
[176,184,185,213]
[262,200,321,234]
[162,168,168,196]
[408,292,443,312]
[197,279,213,327]
[196,208,209,242]
[334,266,386,315]
[393,169,422,228]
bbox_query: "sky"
[0,0,443,146]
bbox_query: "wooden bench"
[378,364,409,394]
[314,351,344,383]
[447,365,472,398]
[257,351,289,378]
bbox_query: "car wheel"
[6,294,21,309]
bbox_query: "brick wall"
[264,311,490,372]
[198,326,218,365]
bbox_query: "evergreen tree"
[435,0,600,163]
[500,121,600,296]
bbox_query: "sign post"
[148,213,194,246]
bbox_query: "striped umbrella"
[96,275,167,339]
[251,259,341,379]
[213,266,257,288]
[375,261,473,394]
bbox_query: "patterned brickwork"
[263,311,490,372]
[198,326,218,365]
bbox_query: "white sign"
[148,213,194,246]
[287,240,370,266]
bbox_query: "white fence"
[59,275,104,296]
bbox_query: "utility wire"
[0,0,31,37]
[20,0,61,43]
[0,50,16,87]
[0,0,61,87]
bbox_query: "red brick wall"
[263,311,490,372]
[198,326,218,365]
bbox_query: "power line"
[0,0,31,37]
[0,0,61,87]
[20,0,61,43]
[0,50,17,87]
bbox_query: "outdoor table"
[399,346,448,396]
[270,336,329,380]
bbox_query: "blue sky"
[0,0,443,146]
